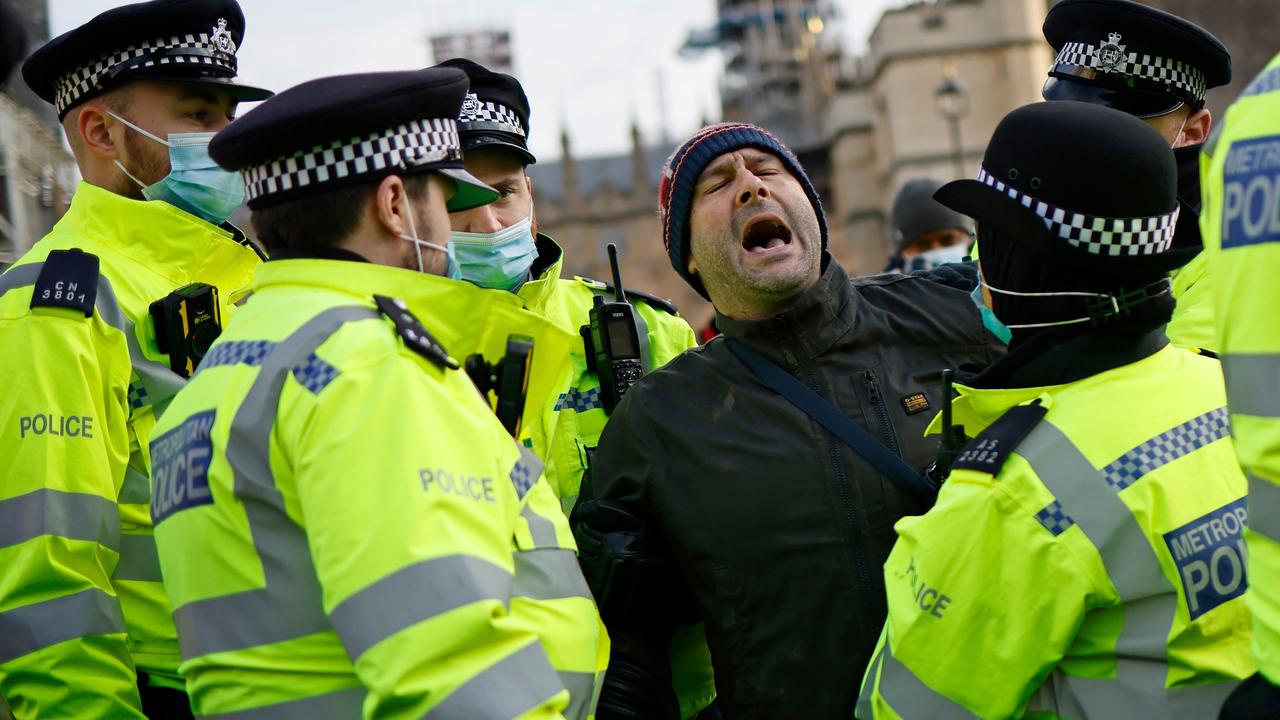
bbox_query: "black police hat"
[22,0,271,119]
[1042,0,1231,118]
[209,68,498,213]
[433,58,535,165]
[936,101,1195,274]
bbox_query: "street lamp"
[935,63,969,179]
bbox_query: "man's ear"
[686,252,698,275]
[1180,108,1212,147]
[373,174,411,238]
[76,105,120,159]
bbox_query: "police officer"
[857,101,1252,718]
[1041,0,1231,351]
[150,66,606,718]
[0,1,269,715]
[436,58,698,513]
[1202,53,1280,719]
[885,177,974,273]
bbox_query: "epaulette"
[30,248,98,317]
[373,295,459,370]
[574,276,680,316]
[951,400,1048,476]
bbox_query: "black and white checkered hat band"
[977,167,1179,257]
[1055,42,1207,101]
[459,100,525,137]
[54,33,236,114]
[242,118,461,203]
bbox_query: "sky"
[49,0,903,159]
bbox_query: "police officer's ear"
[1178,108,1212,147]
[71,101,122,159]
[372,174,415,240]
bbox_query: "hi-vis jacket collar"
[64,180,260,293]
[926,382,1059,442]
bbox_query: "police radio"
[924,369,967,489]
[465,335,535,438]
[149,283,222,378]
[582,244,644,414]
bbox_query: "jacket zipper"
[862,370,901,456]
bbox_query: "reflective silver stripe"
[876,638,977,718]
[424,641,564,719]
[0,588,126,663]
[1019,420,1179,713]
[513,548,592,602]
[560,670,597,720]
[0,488,120,550]
[856,643,886,720]
[1223,354,1280,417]
[1059,673,1239,718]
[173,306,381,660]
[118,465,151,505]
[329,555,513,661]
[95,272,187,416]
[1248,472,1280,544]
[521,503,560,549]
[200,686,365,719]
[0,262,41,297]
[112,533,162,582]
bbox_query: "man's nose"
[463,204,504,234]
[735,173,769,207]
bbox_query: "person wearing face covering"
[1040,0,1232,352]
[0,1,271,716]
[885,177,974,274]
[857,101,1252,719]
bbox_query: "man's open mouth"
[740,214,793,254]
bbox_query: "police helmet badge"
[460,92,481,121]
[211,18,236,55]
[1096,32,1127,73]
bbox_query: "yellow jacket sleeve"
[0,303,144,718]
[289,349,569,720]
[858,462,1102,719]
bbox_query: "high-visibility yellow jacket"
[1202,51,1280,686]
[151,257,607,719]
[858,342,1252,719]
[0,182,261,717]
[1168,252,1215,351]
[517,237,712,717]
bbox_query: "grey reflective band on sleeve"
[0,488,121,551]
[856,642,886,719]
[423,641,564,719]
[876,638,978,719]
[199,686,365,720]
[559,670,598,720]
[111,533,163,583]
[118,465,152,505]
[0,263,41,297]
[520,502,560,549]
[1248,472,1280,544]
[0,588,126,663]
[1223,354,1280,417]
[173,306,382,661]
[512,548,593,602]
[329,554,514,661]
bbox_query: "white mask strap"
[105,110,171,147]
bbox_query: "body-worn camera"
[149,283,222,378]
[466,335,535,437]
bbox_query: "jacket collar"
[517,233,564,308]
[715,254,853,367]
[964,327,1168,389]
[66,181,262,287]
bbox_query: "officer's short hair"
[250,173,434,253]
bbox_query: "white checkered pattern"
[241,118,461,204]
[976,167,1180,258]
[1055,41,1208,102]
[54,32,236,115]
[459,98,526,137]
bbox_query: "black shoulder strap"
[30,248,99,317]
[582,276,681,316]
[373,295,458,370]
[726,339,934,497]
[951,401,1047,475]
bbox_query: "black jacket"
[575,259,1002,719]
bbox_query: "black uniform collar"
[529,233,562,279]
[964,326,1168,389]
[716,254,853,368]
[1171,144,1203,252]
[267,245,371,263]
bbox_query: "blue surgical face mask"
[108,111,245,226]
[449,213,538,292]
[971,283,1012,345]
[399,191,460,279]
[903,243,970,273]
